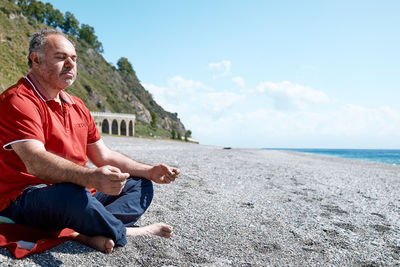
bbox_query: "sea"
[264,148,400,165]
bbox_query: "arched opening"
[129,120,134,136]
[102,119,109,134]
[112,119,118,135]
[120,120,127,136]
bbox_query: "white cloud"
[187,105,400,148]
[317,104,400,137]
[209,60,231,79]
[167,76,210,92]
[205,91,245,113]
[144,74,400,149]
[255,81,329,110]
[143,76,211,111]
[232,76,245,88]
[143,76,244,119]
[141,83,176,112]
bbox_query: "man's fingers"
[166,168,174,176]
[165,166,180,183]
[106,165,122,173]
[109,172,130,181]
[104,166,130,178]
[164,165,180,177]
[171,168,180,179]
[107,179,127,195]
[173,168,180,176]
[166,173,176,182]
[167,168,179,181]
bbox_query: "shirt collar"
[25,73,75,105]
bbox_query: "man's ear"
[30,52,41,66]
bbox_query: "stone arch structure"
[101,119,110,134]
[111,119,118,135]
[129,121,133,136]
[120,120,127,136]
[91,112,136,137]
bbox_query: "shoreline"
[265,147,400,166]
[1,136,399,266]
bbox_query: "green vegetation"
[171,128,176,139]
[135,120,171,138]
[0,0,188,140]
[150,112,158,129]
[15,0,103,53]
[0,1,32,89]
[79,24,103,53]
[61,11,79,35]
[184,130,192,141]
[117,57,134,74]
[44,2,63,28]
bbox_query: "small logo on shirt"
[74,123,87,128]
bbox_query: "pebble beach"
[1,136,400,266]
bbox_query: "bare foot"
[126,223,173,238]
[70,232,115,254]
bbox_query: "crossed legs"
[73,177,173,253]
[2,177,172,253]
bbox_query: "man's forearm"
[12,141,93,187]
[12,141,130,195]
[27,150,93,186]
[97,150,153,180]
[87,139,179,185]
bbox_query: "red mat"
[0,224,74,259]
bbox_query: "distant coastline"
[264,148,400,165]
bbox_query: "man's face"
[37,34,77,91]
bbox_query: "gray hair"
[28,28,75,68]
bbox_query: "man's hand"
[90,165,130,195]
[149,164,180,184]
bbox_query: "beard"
[64,75,76,86]
[60,68,76,87]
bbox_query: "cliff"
[0,0,187,138]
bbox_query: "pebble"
[1,136,400,266]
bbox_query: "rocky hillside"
[0,0,187,138]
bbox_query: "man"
[0,28,180,253]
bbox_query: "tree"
[16,0,28,13]
[94,40,104,53]
[77,24,103,53]
[150,112,158,129]
[25,0,46,23]
[117,57,134,74]
[184,130,192,141]
[171,128,176,140]
[62,11,79,35]
[78,24,96,43]
[44,3,63,28]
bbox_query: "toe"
[104,239,115,253]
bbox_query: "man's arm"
[87,139,180,184]
[11,141,129,195]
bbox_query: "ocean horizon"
[263,148,400,166]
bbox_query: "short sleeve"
[0,93,45,150]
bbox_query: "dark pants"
[0,177,154,246]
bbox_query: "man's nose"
[64,57,75,68]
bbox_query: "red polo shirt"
[0,74,101,211]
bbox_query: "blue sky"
[47,0,400,148]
